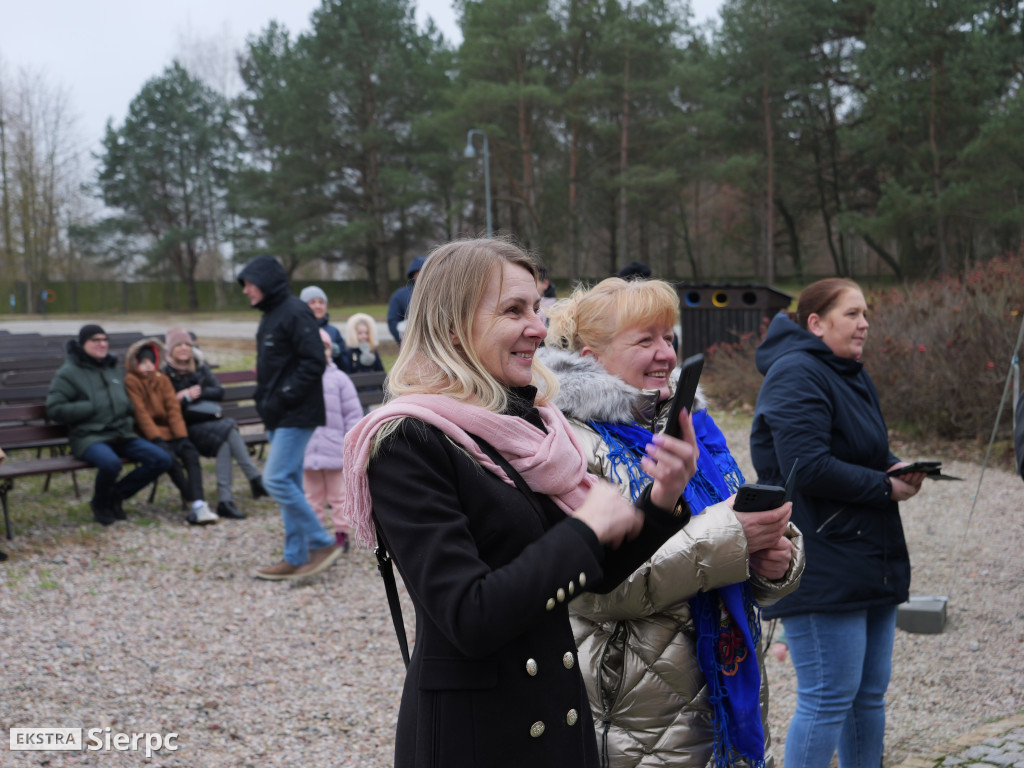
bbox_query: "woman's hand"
[575,481,645,549]
[730,500,792,553]
[188,384,202,400]
[641,409,699,512]
[887,463,925,501]
[890,474,924,501]
[749,535,792,581]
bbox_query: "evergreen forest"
[3,0,1023,310]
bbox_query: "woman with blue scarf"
[539,278,804,768]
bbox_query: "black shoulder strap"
[470,434,548,522]
[373,433,548,669]
[372,517,411,669]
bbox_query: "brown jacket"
[124,338,187,442]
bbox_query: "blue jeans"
[81,439,174,506]
[264,428,333,566]
[782,606,898,768]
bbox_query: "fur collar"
[537,346,707,428]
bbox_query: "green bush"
[702,255,1024,444]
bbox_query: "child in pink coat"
[304,329,365,551]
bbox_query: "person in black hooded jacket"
[749,278,926,768]
[237,255,339,580]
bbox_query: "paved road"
[898,715,1024,768]
[0,316,397,342]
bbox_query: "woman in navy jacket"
[749,278,925,768]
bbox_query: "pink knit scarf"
[342,394,596,547]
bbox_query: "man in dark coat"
[237,255,339,580]
[45,324,172,525]
[386,255,425,345]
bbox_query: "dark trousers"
[160,438,205,503]
[81,438,173,507]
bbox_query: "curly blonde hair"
[545,277,679,354]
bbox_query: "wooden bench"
[215,369,387,453]
[0,368,387,539]
[0,403,96,539]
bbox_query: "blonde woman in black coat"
[343,238,701,768]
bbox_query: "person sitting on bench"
[125,338,217,526]
[45,324,172,526]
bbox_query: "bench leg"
[0,479,12,540]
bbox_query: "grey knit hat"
[299,286,328,305]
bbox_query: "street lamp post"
[463,128,492,237]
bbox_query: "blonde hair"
[386,237,558,413]
[545,277,679,354]
[345,312,379,350]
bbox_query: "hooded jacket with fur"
[123,338,188,442]
[537,346,805,768]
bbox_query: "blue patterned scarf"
[590,410,765,768]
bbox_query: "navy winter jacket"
[750,312,910,618]
[237,255,326,431]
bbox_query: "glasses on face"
[88,336,109,344]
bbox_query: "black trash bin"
[676,283,792,358]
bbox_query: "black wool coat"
[750,313,910,619]
[237,255,326,431]
[368,405,687,768]
[164,363,236,457]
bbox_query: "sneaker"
[335,531,350,553]
[294,545,342,578]
[216,500,246,520]
[253,560,300,580]
[250,476,268,499]
[186,501,218,526]
[90,500,115,526]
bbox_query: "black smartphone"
[662,354,704,440]
[887,461,940,477]
[734,458,799,513]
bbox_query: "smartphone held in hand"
[734,459,799,512]
[662,354,703,440]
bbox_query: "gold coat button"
[566,709,578,726]
[546,598,556,611]
[526,658,538,676]
[579,572,587,588]
[562,652,575,669]
[530,721,546,738]
[556,587,566,603]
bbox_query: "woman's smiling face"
[588,321,678,402]
[469,262,547,388]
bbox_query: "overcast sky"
[2,0,723,159]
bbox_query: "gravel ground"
[2,422,1022,767]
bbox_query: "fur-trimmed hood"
[125,337,167,376]
[536,346,707,430]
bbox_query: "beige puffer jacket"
[537,347,805,768]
